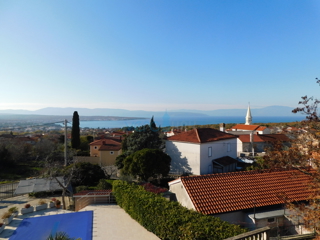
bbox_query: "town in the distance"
[0,104,317,240]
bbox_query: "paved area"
[0,196,160,240]
[81,204,160,240]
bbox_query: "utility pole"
[64,119,68,166]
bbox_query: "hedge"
[112,180,247,240]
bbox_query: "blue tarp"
[9,211,93,240]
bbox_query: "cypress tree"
[150,116,157,131]
[71,111,80,149]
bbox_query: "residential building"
[75,137,122,166]
[165,128,238,175]
[89,138,122,166]
[169,169,313,232]
[229,124,271,134]
[237,133,290,156]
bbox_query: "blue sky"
[1,0,320,111]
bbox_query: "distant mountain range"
[0,105,298,118]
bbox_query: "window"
[94,146,98,150]
[208,147,212,157]
[110,151,114,155]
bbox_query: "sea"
[79,115,307,129]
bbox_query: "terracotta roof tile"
[238,134,290,143]
[180,169,313,215]
[231,124,263,131]
[90,138,122,151]
[167,128,237,143]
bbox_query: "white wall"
[237,138,243,156]
[199,138,237,175]
[166,141,201,175]
[214,211,246,226]
[169,181,195,210]
[166,138,238,175]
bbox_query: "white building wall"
[166,141,201,175]
[199,138,237,175]
[214,211,246,226]
[237,138,243,156]
[169,181,195,210]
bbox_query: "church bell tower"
[245,104,252,125]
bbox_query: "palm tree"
[46,232,81,240]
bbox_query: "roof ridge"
[181,168,302,180]
[195,128,201,143]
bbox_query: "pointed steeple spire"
[245,103,252,125]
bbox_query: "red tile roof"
[167,128,237,143]
[179,169,313,215]
[238,134,290,143]
[231,124,267,131]
[90,138,122,151]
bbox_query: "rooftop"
[90,138,122,151]
[178,169,313,215]
[167,128,237,143]
[231,124,267,131]
[238,134,290,143]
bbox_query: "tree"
[44,157,79,210]
[122,148,171,181]
[67,162,105,187]
[150,116,157,131]
[264,78,320,235]
[116,123,164,169]
[71,111,80,149]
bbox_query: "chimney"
[220,123,226,132]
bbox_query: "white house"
[165,128,238,175]
[237,133,290,156]
[168,169,313,231]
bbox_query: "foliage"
[245,156,268,170]
[96,179,112,190]
[71,111,80,149]
[8,207,18,213]
[112,180,246,240]
[29,191,48,198]
[38,199,47,205]
[75,185,88,193]
[139,182,167,194]
[122,148,171,181]
[1,212,11,219]
[265,78,320,235]
[116,123,164,169]
[67,162,105,187]
[46,231,80,240]
[150,116,157,131]
[150,177,176,189]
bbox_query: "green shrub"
[67,162,105,187]
[28,191,48,197]
[75,185,88,193]
[46,231,80,240]
[112,180,247,240]
[96,179,112,190]
[8,207,18,213]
